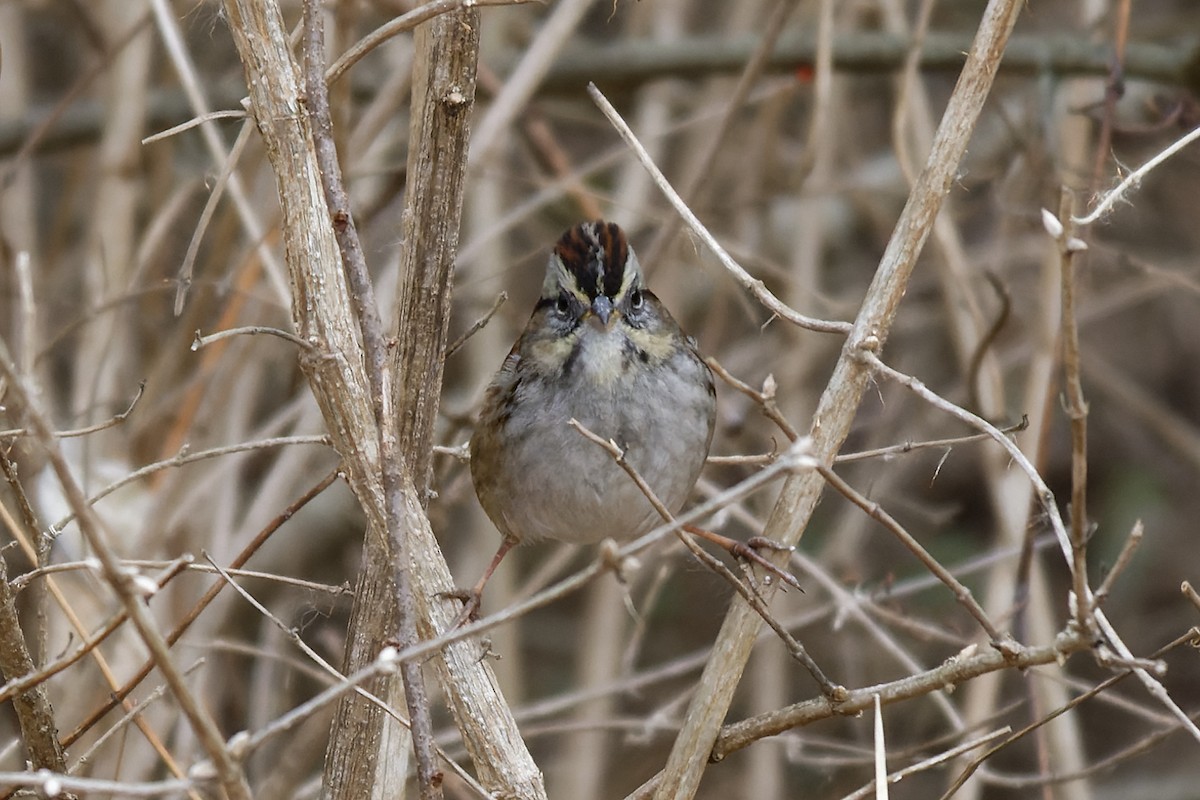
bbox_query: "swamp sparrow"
[464,221,716,614]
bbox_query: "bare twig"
[49,436,332,534]
[444,292,507,359]
[0,772,196,798]
[1073,123,1200,226]
[140,108,246,144]
[1182,583,1200,615]
[589,83,851,336]
[706,357,800,441]
[326,0,536,87]
[1094,521,1143,605]
[836,419,1028,463]
[12,559,348,596]
[0,380,144,440]
[1049,194,1093,633]
[841,727,1012,800]
[708,633,1088,763]
[172,117,255,314]
[191,326,313,351]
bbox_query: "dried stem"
[1052,192,1092,633]
[302,2,439,793]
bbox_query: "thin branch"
[1183,582,1200,615]
[49,436,332,535]
[326,0,536,87]
[191,326,313,351]
[1051,193,1093,632]
[1094,522,1143,605]
[0,772,196,798]
[140,108,246,144]
[588,83,851,336]
[444,292,507,359]
[11,558,349,596]
[840,727,1012,800]
[0,380,145,440]
[1073,123,1200,225]
[835,419,1028,463]
[705,357,800,441]
[173,119,256,314]
[707,633,1090,765]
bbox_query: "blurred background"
[1,0,1199,797]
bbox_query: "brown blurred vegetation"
[2,0,1200,798]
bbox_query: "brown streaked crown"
[547,221,636,301]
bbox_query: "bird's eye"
[629,289,644,311]
[555,295,571,314]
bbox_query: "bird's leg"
[442,536,517,627]
[682,524,802,591]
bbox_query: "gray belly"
[488,353,714,545]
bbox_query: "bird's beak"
[589,295,615,329]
